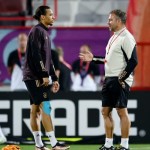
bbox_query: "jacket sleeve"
[118,36,138,82]
[30,28,49,78]
[49,59,58,81]
[92,56,105,64]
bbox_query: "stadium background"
[0,0,150,148]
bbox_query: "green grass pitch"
[0,144,150,150]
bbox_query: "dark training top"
[23,23,57,81]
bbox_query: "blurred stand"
[71,44,101,91]
[7,33,27,91]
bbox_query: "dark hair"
[33,5,50,21]
[81,44,92,52]
[110,9,127,24]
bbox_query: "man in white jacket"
[80,9,138,150]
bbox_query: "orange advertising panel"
[127,0,150,87]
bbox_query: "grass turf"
[0,144,150,150]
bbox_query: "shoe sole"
[51,146,70,150]
[35,147,51,150]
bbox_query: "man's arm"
[51,50,60,78]
[50,59,58,82]
[79,50,105,64]
[7,52,15,75]
[92,56,105,64]
[49,59,59,92]
[119,35,138,82]
[119,46,138,82]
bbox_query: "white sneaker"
[0,136,7,144]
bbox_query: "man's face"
[42,9,55,26]
[80,45,90,62]
[80,46,89,54]
[107,13,120,32]
[18,34,27,52]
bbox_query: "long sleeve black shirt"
[23,23,57,81]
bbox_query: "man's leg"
[40,101,70,150]
[116,108,131,149]
[40,101,57,147]
[30,104,44,148]
[101,107,114,148]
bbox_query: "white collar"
[114,27,126,35]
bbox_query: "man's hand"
[42,77,50,86]
[118,80,126,89]
[118,71,127,89]
[79,50,93,62]
[51,81,60,93]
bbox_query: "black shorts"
[101,77,130,108]
[24,80,51,105]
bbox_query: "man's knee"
[116,108,128,117]
[30,104,41,117]
[42,101,51,115]
[30,105,40,113]
[101,107,112,118]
